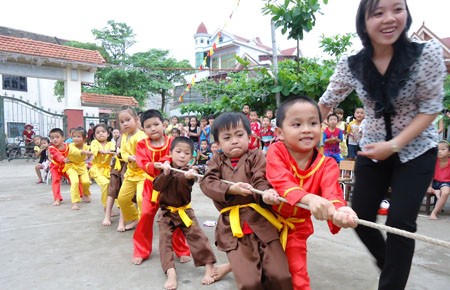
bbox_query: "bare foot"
[82,195,91,203]
[52,200,61,206]
[429,214,438,220]
[164,268,177,290]
[102,217,112,226]
[212,263,232,281]
[125,220,138,231]
[202,264,215,285]
[179,255,191,263]
[131,257,144,265]
[72,203,80,210]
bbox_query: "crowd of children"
[28,93,447,289]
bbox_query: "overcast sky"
[1,0,448,64]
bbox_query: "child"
[34,137,49,184]
[346,107,365,160]
[188,116,200,150]
[427,141,450,220]
[171,127,180,138]
[259,116,276,154]
[208,115,215,143]
[199,116,210,144]
[64,127,92,210]
[133,109,190,265]
[333,108,348,159]
[65,128,75,144]
[241,104,250,120]
[248,111,261,151]
[166,116,179,136]
[89,124,115,211]
[154,137,217,289]
[265,96,357,290]
[117,106,149,232]
[323,113,343,163]
[102,132,124,226]
[196,139,211,174]
[200,112,293,290]
[111,128,120,145]
[48,128,69,206]
[23,124,35,157]
[33,135,42,158]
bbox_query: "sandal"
[36,180,44,184]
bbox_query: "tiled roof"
[81,92,139,107]
[0,26,69,45]
[280,47,297,56]
[0,35,105,65]
[442,37,450,48]
[196,22,208,34]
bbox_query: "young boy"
[200,112,293,290]
[260,116,276,154]
[323,113,343,163]
[64,127,92,210]
[249,111,261,151]
[48,128,69,206]
[346,107,365,160]
[154,137,217,289]
[133,109,190,265]
[241,104,250,120]
[199,116,210,144]
[196,139,211,175]
[34,137,49,184]
[265,96,357,290]
[208,115,215,143]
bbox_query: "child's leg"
[117,179,139,231]
[132,191,159,263]
[95,175,110,208]
[80,172,91,202]
[135,179,145,218]
[164,268,177,290]
[430,186,450,219]
[102,196,115,226]
[173,228,191,261]
[35,164,43,182]
[50,168,63,204]
[66,168,81,204]
[285,232,309,290]
[158,219,176,273]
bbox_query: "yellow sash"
[276,215,306,251]
[220,203,282,238]
[91,163,111,178]
[62,161,85,173]
[166,203,192,227]
[114,157,122,171]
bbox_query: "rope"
[170,167,450,249]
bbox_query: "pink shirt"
[434,159,450,182]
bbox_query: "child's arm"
[48,146,65,164]
[136,139,157,176]
[153,162,172,192]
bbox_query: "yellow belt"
[92,163,111,177]
[166,203,192,227]
[114,157,122,171]
[276,215,306,251]
[220,203,282,238]
[62,161,85,173]
[146,175,160,203]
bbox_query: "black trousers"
[352,148,436,290]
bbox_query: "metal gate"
[0,95,67,160]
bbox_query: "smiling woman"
[318,0,447,289]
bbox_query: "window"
[212,57,219,69]
[221,54,236,69]
[3,75,27,92]
[7,122,26,139]
[200,39,204,44]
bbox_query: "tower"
[194,22,210,68]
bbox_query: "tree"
[263,0,328,69]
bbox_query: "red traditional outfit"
[48,144,69,202]
[266,142,346,290]
[133,136,190,260]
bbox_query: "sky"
[1,0,449,65]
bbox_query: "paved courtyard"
[0,160,449,290]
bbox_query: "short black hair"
[73,127,87,139]
[93,123,108,134]
[140,109,164,128]
[40,137,50,144]
[212,112,251,142]
[327,113,339,122]
[171,136,194,154]
[49,128,64,137]
[276,95,322,128]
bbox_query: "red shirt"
[434,159,450,182]
[249,121,261,150]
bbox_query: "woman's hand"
[358,141,396,161]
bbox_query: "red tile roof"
[280,47,297,56]
[196,22,208,34]
[0,35,105,65]
[81,92,139,107]
[442,37,450,48]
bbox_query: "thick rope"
[170,167,450,249]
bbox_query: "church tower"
[194,22,210,68]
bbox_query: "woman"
[318,0,446,289]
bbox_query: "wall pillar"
[64,109,84,135]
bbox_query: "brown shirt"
[153,166,196,227]
[200,149,280,251]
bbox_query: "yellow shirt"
[63,143,89,175]
[120,130,148,181]
[89,140,115,178]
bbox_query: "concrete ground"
[0,160,449,290]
